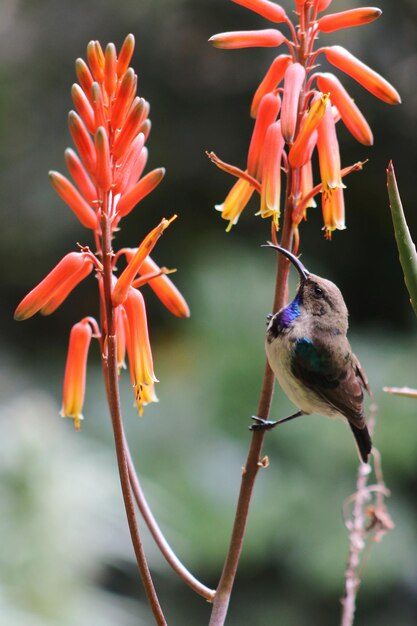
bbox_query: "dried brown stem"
[208,171,295,626]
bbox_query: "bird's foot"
[249,416,279,431]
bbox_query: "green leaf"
[387,161,417,319]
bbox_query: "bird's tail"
[349,423,372,463]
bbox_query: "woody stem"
[100,205,167,626]
[208,170,296,626]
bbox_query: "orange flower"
[316,73,373,145]
[215,176,255,230]
[14,252,94,321]
[251,55,292,118]
[231,0,287,23]
[322,186,345,238]
[209,29,285,49]
[315,0,333,11]
[259,121,284,228]
[322,45,401,105]
[68,111,97,177]
[116,167,165,218]
[134,254,190,318]
[123,287,158,415]
[247,92,281,180]
[61,319,93,430]
[49,170,97,229]
[280,63,306,143]
[288,94,329,168]
[64,148,97,205]
[317,8,382,33]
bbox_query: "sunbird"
[251,243,372,463]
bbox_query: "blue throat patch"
[279,294,301,329]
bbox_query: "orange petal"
[322,45,401,105]
[95,127,112,191]
[281,62,306,143]
[289,93,328,167]
[113,97,149,160]
[87,40,105,83]
[61,320,92,430]
[124,287,158,388]
[315,0,333,11]
[65,148,97,205]
[68,111,97,177]
[91,82,107,130]
[117,34,135,77]
[104,42,117,99]
[115,306,127,372]
[139,255,190,318]
[322,186,345,237]
[317,8,381,33]
[317,102,343,190]
[111,68,137,130]
[231,0,287,23]
[215,177,255,230]
[209,29,285,49]
[116,167,165,218]
[49,170,97,228]
[75,58,94,103]
[247,92,281,180]
[316,72,373,145]
[260,120,284,227]
[71,84,96,134]
[14,252,93,321]
[112,217,175,306]
[40,259,94,316]
[251,55,292,118]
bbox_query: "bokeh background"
[1,0,417,624]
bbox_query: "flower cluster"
[209,0,400,239]
[15,35,189,428]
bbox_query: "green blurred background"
[1,0,417,623]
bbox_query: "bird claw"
[249,415,278,431]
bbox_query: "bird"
[251,243,372,463]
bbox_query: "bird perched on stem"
[251,243,372,463]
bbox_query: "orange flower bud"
[40,259,94,316]
[289,93,328,167]
[315,0,333,11]
[104,42,117,99]
[209,29,285,49]
[247,92,281,180]
[111,68,137,130]
[316,73,373,145]
[281,62,306,143]
[260,121,284,228]
[75,58,94,103]
[251,55,292,118]
[65,148,97,205]
[139,118,151,142]
[322,186,345,238]
[113,97,149,160]
[116,167,165,218]
[112,217,175,306]
[71,84,96,134]
[322,45,401,105]
[117,34,135,77]
[123,288,158,414]
[138,255,190,318]
[95,127,112,191]
[215,177,255,231]
[87,40,105,83]
[49,170,97,228]
[61,320,93,430]
[231,0,287,23]
[14,252,93,321]
[68,111,97,177]
[317,8,381,33]
[114,136,147,194]
[91,82,107,130]
[317,101,344,191]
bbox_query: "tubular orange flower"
[247,92,281,180]
[215,176,255,231]
[71,84,96,135]
[115,306,127,372]
[322,45,401,105]
[87,40,105,83]
[112,217,176,306]
[259,120,284,228]
[104,42,117,99]
[91,82,108,130]
[95,127,112,192]
[123,287,158,413]
[75,58,94,104]
[111,68,137,130]
[209,29,285,49]
[251,55,292,118]
[113,135,147,194]
[61,319,93,430]
[39,260,95,316]
[280,63,306,143]
[49,170,97,228]
[300,160,317,210]
[117,33,135,77]
[65,148,97,205]
[134,254,190,318]
[322,186,345,238]
[316,73,373,145]
[14,252,94,321]
[68,110,97,177]
[317,8,382,33]
[288,93,329,168]
[315,0,333,11]
[113,97,149,160]
[116,167,165,218]
[231,0,287,23]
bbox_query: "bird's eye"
[313,285,323,298]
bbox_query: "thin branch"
[101,209,167,626]
[124,435,216,602]
[208,172,296,626]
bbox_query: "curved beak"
[262,242,310,282]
